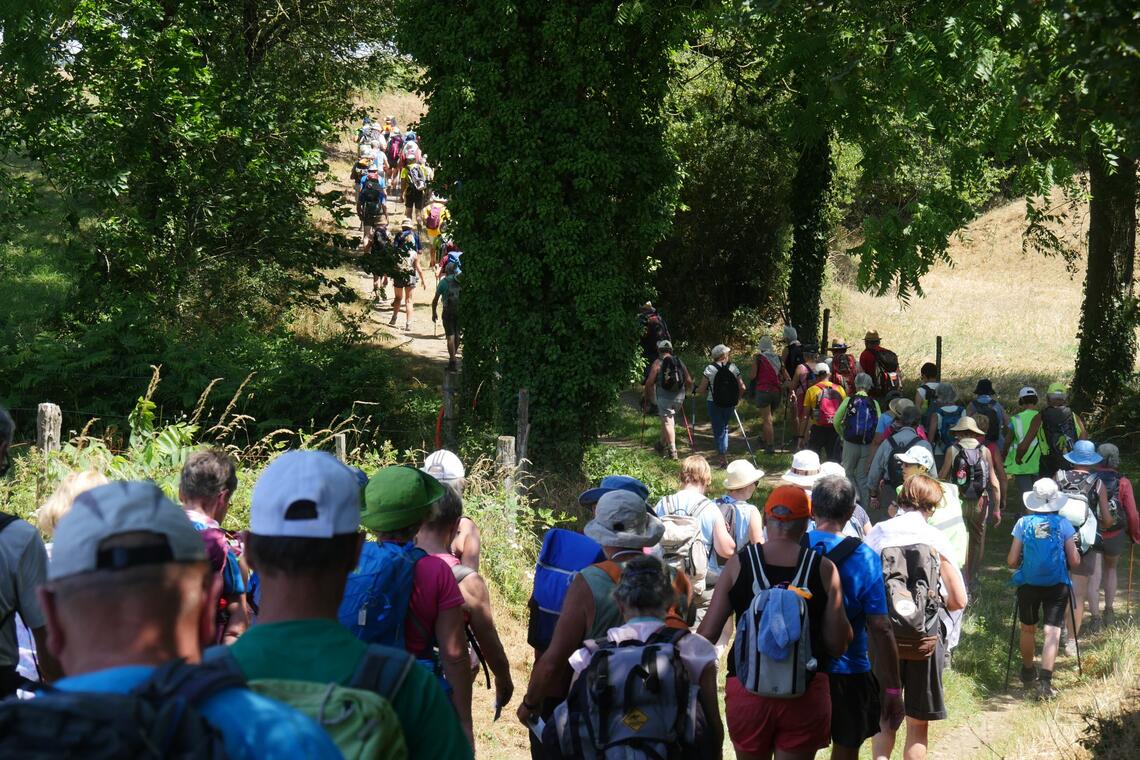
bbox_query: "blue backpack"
[338,541,425,648]
[842,396,879,444]
[527,529,605,651]
[937,405,965,448]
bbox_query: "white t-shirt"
[568,620,717,683]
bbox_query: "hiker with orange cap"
[697,485,851,759]
[859,331,902,399]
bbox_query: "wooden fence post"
[935,336,943,382]
[37,403,62,454]
[821,308,831,349]
[334,433,347,463]
[443,371,458,449]
[496,435,517,488]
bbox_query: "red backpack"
[817,382,844,424]
[832,353,857,394]
[426,204,444,230]
[752,355,781,394]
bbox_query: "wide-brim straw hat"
[781,450,822,488]
[724,460,765,490]
[949,416,985,437]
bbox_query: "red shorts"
[725,673,831,755]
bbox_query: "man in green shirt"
[432,260,460,371]
[1004,386,1042,506]
[225,450,473,760]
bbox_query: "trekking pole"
[780,397,789,452]
[734,408,758,467]
[679,404,696,452]
[1003,596,1018,691]
[1069,587,1083,677]
[1129,543,1135,619]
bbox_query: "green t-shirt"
[435,274,459,309]
[229,619,472,760]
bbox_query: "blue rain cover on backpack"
[843,396,879,444]
[339,541,425,646]
[527,529,605,650]
[937,405,965,448]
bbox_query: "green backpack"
[205,644,411,760]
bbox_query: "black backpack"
[951,446,989,500]
[0,659,241,759]
[711,363,741,408]
[884,431,914,489]
[1041,405,1078,456]
[660,355,684,392]
[973,400,1001,443]
[784,343,805,377]
[359,178,383,215]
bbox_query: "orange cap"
[765,485,812,521]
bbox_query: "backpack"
[660,355,684,392]
[359,177,383,216]
[0,659,239,759]
[394,229,419,254]
[527,529,606,651]
[884,431,916,490]
[832,353,857,393]
[918,383,939,414]
[1095,470,1124,532]
[951,446,989,501]
[338,541,426,650]
[973,400,1001,443]
[425,204,444,230]
[711,363,740,407]
[1058,471,1101,554]
[752,354,781,394]
[784,343,805,377]
[880,544,944,660]
[872,348,902,393]
[442,274,461,309]
[550,627,700,759]
[205,644,410,760]
[1041,405,1078,456]
[642,312,671,345]
[936,405,965,449]
[387,135,403,163]
[816,383,844,425]
[734,545,819,697]
[659,496,713,599]
[842,396,879,444]
[408,164,428,191]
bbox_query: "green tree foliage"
[396,0,688,466]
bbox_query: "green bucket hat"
[361,465,445,532]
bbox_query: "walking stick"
[734,408,758,467]
[679,404,696,452]
[1129,543,1135,619]
[1069,587,1083,677]
[1003,596,1018,690]
[780,396,789,452]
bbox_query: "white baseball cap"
[1018,386,1038,400]
[422,449,465,482]
[251,450,362,538]
[814,362,830,375]
[50,482,206,581]
[895,445,936,473]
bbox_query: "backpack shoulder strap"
[351,644,415,699]
[645,625,688,647]
[747,544,770,593]
[0,514,18,533]
[452,563,476,584]
[824,537,862,567]
[135,659,246,706]
[692,498,715,519]
[791,545,820,589]
[595,560,622,584]
[200,645,243,677]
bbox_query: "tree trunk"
[786,131,834,347]
[1071,151,1137,413]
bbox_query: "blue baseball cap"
[1063,439,1102,466]
[578,475,650,506]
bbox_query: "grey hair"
[179,449,238,502]
[936,383,958,404]
[783,325,798,342]
[811,475,856,523]
[0,407,13,445]
[855,372,873,390]
[425,482,464,527]
[1098,443,1121,470]
[899,406,922,427]
[613,556,673,616]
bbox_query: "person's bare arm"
[1007,536,1023,569]
[694,374,709,397]
[30,627,62,682]
[1017,416,1042,461]
[451,517,481,571]
[820,558,853,657]
[711,511,736,559]
[221,595,250,644]
[938,445,955,480]
[696,553,740,644]
[747,506,765,545]
[1064,536,1080,569]
[986,448,1004,524]
[1096,481,1112,527]
[461,574,514,710]
[436,605,473,745]
[697,664,724,760]
[940,555,967,611]
[520,577,590,713]
[867,614,903,730]
[643,361,660,403]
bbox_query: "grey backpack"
[552,627,700,759]
[734,544,819,698]
[658,495,712,599]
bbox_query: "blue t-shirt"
[54,665,342,759]
[875,412,895,436]
[805,530,887,675]
[655,490,722,554]
[1012,514,1075,587]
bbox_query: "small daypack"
[426,204,444,230]
[0,659,239,759]
[843,396,879,444]
[816,383,844,425]
[784,343,805,377]
[752,354,781,394]
[1058,471,1100,554]
[734,545,819,697]
[880,544,943,660]
[918,383,939,414]
[551,627,700,760]
[874,349,902,393]
[338,541,425,648]
[660,355,684,392]
[659,496,713,599]
[387,135,403,163]
[936,405,965,449]
[408,164,428,191]
[831,353,857,394]
[1041,406,1078,456]
[1095,470,1124,532]
[527,529,606,651]
[359,177,383,217]
[711,363,740,407]
[951,447,989,501]
[442,274,460,309]
[884,431,915,490]
[973,400,1001,443]
[205,644,411,760]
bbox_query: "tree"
[396,0,688,466]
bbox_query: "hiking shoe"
[446,359,457,372]
[1103,609,1116,628]
[1064,638,1077,658]
[653,441,664,455]
[1035,680,1058,701]
[1020,666,1038,688]
[668,448,678,461]
[718,455,729,470]
[387,315,398,326]
[1085,616,1102,635]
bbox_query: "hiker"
[859,330,902,398]
[866,475,968,760]
[828,338,858,396]
[1016,382,1088,479]
[868,405,932,514]
[925,383,966,470]
[638,302,671,383]
[403,154,429,225]
[806,476,905,760]
[749,335,791,455]
[696,485,852,760]
[363,222,395,303]
[209,452,472,758]
[913,362,939,415]
[781,325,806,378]
[178,449,249,645]
[693,344,747,469]
[711,460,766,585]
[973,412,1009,510]
[543,556,723,759]
[642,339,694,460]
[386,129,404,191]
[790,343,821,452]
[965,378,1008,451]
[1,481,342,757]
[1004,387,1042,503]
[1088,444,1140,629]
[518,491,694,735]
[1008,478,1081,700]
[356,165,387,244]
[804,362,847,463]
[431,259,461,371]
[389,219,426,331]
[818,461,874,538]
[421,198,449,267]
[422,449,482,570]
[415,485,514,725]
[1055,441,1113,642]
[833,372,880,508]
[937,416,1003,589]
[654,455,734,627]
